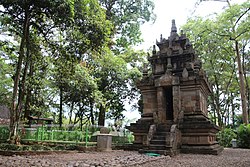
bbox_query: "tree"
[212,0,249,124]
[22,33,52,120]
[0,41,15,106]
[49,0,112,127]
[94,0,155,126]
[182,0,250,126]
[0,0,156,135]
[99,0,155,50]
[0,0,94,143]
[1,0,74,143]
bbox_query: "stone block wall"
[181,90,197,113]
[182,132,217,145]
[181,86,209,116]
[142,89,157,115]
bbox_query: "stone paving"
[0,148,250,167]
[0,150,166,167]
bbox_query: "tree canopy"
[182,0,250,126]
[0,0,155,143]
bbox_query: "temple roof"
[154,19,193,57]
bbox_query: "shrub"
[31,144,52,151]
[65,144,78,150]
[0,143,55,151]
[54,145,66,150]
[0,126,9,141]
[127,133,134,143]
[0,143,20,151]
[217,128,236,147]
[237,124,250,148]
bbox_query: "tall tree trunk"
[242,43,250,121]
[80,114,83,131]
[231,92,235,128]
[73,111,78,125]
[59,86,63,128]
[15,45,30,135]
[90,101,95,125]
[9,8,30,144]
[24,54,33,119]
[98,104,105,126]
[68,101,74,125]
[213,108,217,125]
[235,40,249,124]
[211,86,223,127]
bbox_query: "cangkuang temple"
[127,20,223,156]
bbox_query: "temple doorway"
[165,87,173,120]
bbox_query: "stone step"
[150,138,171,145]
[150,139,165,145]
[160,120,173,124]
[154,131,170,136]
[148,144,170,150]
[152,135,165,140]
[181,144,224,155]
[157,125,172,131]
[140,122,176,156]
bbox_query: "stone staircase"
[139,121,179,156]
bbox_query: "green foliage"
[0,143,53,151]
[99,0,155,49]
[93,48,145,125]
[112,131,134,145]
[0,126,9,141]
[127,132,134,143]
[237,124,250,148]
[0,143,20,151]
[52,144,80,150]
[217,128,237,147]
[0,41,16,106]
[217,124,250,148]
[27,144,53,151]
[0,0,155,133]
[21,126,91,142]
[181,1,250,127]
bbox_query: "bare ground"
[137,148,250,167]
[0,148,249,167]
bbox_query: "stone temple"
[127,20,223,156]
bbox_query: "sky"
[122,0,247,124]
[138,0,246,51]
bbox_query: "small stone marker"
[97,127,112,151]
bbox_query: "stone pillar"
[172,77,180,121]
[172,85,181,123]
[141,88,157,115]
[126,86,156,148]
[157,87,166,123]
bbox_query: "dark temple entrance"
[165,87,173,120]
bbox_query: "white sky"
[123,0,247,123]
[137,0,246,51]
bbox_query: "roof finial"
[171,19,177,33]
[152,45,156,54]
